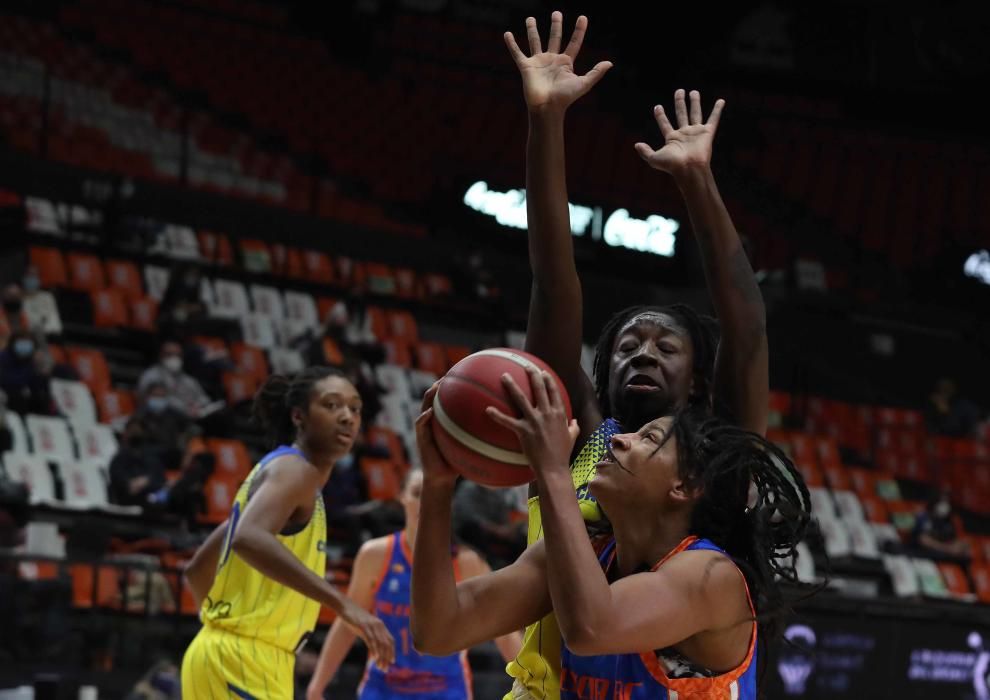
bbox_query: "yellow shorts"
[181,625,295,699]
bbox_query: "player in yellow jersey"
[502,12,771,699]
[181,367,395,699]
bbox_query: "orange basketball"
[431,348,572,487]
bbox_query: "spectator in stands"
[1,284,28,338]
[0,329,54,414]
[912,488,969,560]
[158,262,207,331]
[19,267,61,335]
[452,480,526,569]
[136,381,196,466]
[138,340,212,418]
[925,377,982,438]
[109,417,168,507]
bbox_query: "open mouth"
[625,374,662,393]
[595,448,618,469]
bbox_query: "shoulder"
[662,549,748,617]
[252,453,321,493]
[456,545,490,575]
[353,536,394,578]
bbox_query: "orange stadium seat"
[231,342,269,383]
[222,371,260,406]
[208,438,252,483]
[96,388,135,423]
[105,259,144,300]
[129,296,159,331]
[936,562,973,599]
[29,247,67,288]
[67,252,107,292]
[445,345,472,368]
[67,346,112,394]
[90,289,128,327]
[303,250,334,284]
[360,457,401,501]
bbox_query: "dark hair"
[252,367,347,447]
[670,409,812,646]
[592,304,718,422]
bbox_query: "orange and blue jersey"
[560,536,758,700]
[359,532,472,699]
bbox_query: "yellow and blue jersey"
[560,536,757,700]
[181,445,327,700]
[359,532,472,700]
[506,418,621,700]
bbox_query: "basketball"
[430,348,572,487]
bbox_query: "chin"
[617,395,670,427]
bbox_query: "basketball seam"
[432,394,530,466]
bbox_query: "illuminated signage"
[964,250,990,285]
[463,181,679,257]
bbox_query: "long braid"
[672,410,812,644]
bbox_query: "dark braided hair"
[252,367,347,448]
[592,304,719,425]
[670,408,812,646]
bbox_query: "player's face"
[296,376,362,456]
[400,470,424,528]
[589,416,686,511]
[606,313,694,430]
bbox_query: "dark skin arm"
[183,520,227,609]
[411,386,552,655]
[230,455,395,668]
[505,12,612,441]
[635,90,768,435]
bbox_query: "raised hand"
[504,12,613,115]
[415,382,460,488]
[486,367,579,477]
[635,89,725,176]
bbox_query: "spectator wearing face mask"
[138,341,211,418]
[912,488,969,560]
[109,417,167,507]
[0,330,54,414]
[18,267,62,336]
[135,382,196,466]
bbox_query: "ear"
[669,477,702,504]
[291,405,304,429]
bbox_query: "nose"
[339,406,358,425]
[629,342,660,367]
[610,433,632,451]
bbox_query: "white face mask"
[162,356,183,373]
[934,501,951,518]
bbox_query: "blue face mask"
[13,339,34,358]
[22,275,40,293]
[146,397,169,414]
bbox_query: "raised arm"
[411,387,551,655]
[636,90,768,434]
[306,539,386,700]
[231,457,394,668]
[505,12,612,437]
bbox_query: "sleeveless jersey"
[506,418,622,700]
[201,445,328,654]
[359,532,472,699]
[560,536,758,700]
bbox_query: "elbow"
[411,611,463,656]
[559,620,601,657]
[410,618,449,656]
[230,529,255,558]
